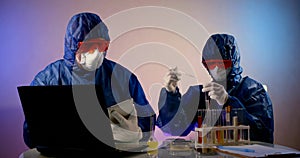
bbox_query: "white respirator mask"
[79,49,105,71]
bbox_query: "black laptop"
[17,85,120,156]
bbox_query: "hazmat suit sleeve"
[156,85,203,136]
[128,74,156,141]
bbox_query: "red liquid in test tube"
[198,110,203,143]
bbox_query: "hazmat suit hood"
[63,12,110,68]
[202,33,243,89]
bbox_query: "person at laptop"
[23,12,156,148]
[156,33,274,144]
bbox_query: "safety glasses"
[202,59,232,70]
[77,38,110,54]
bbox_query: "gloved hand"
[110,107,140,132]
[164,67,181,93]
[110,106,143,143]
[202,82,228,106]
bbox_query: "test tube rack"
[195,107,250,149]
[194,124,250,148]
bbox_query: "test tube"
[233,116,238,143]
[225,106,231,143]
[226,106,231,126]
[207,109,213,145]
[235,108,246,142]
[211,109,215,144]
[205,92,210,109]
[202,124,207,144]
[217,109,225,144]
[197,109,203,144]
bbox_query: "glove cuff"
[221,93,229,105]
[111,124,143,143]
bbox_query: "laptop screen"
[17,85,117,154]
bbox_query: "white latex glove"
[110,108,139,132]
[164,67,181,93]
[110,123,142,143]
[110,108,142,143]
[202,82,228,106]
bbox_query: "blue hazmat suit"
[23,12,156,148]
[156,34,274,144]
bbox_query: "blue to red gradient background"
[1,0,300,157]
